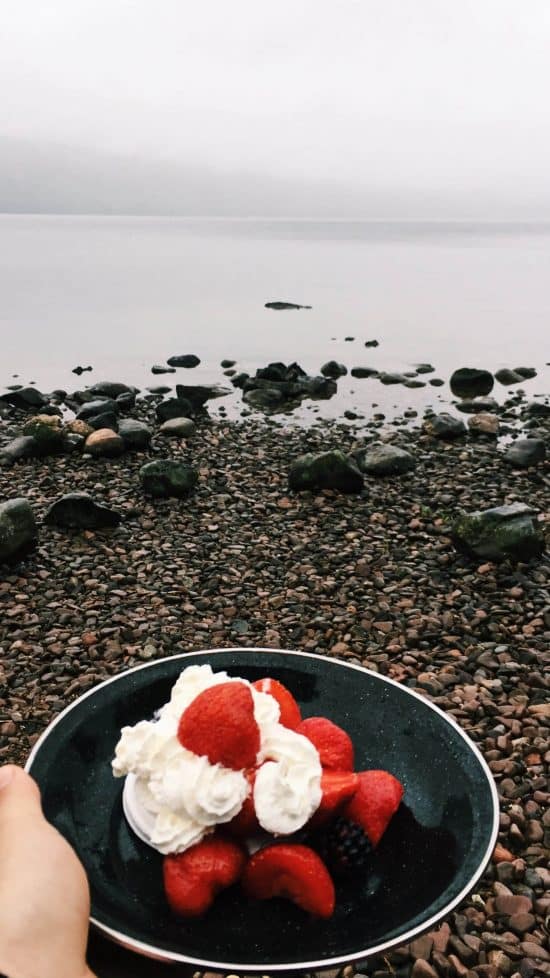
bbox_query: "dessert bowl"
[25,648,498,973]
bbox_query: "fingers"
[0,765,42,825]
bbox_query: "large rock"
[175,384,230,409]
[0,436,38,466]
[22,415,64,454]
[514,366,537,379]
[467,413,500,437]
[0,387,48,411]
[84,428,125,457]
[289,450,364,493]
[45,492,121,529]
[423,413,467,439]
[140,460,198,498]
[116,391,136,411]
[242,363,337,412]
[156,397,195,422]
[159,417,196,437]
[356,444,416,476]
[166,354,200,368]
[450,368,494,399]
[504,439,546,468]
[452,502,545,563]
[321,361,348,379]
[117,419,152,450]
[0,498,37,563]
[76,398,118,431]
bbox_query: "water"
[1,215,549,423]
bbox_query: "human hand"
[0,765,96,978]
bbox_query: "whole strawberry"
[177,681,260,770]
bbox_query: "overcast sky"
[2,0,550,217]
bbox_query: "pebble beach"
[0,379,549,978]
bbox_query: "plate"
[25,648,498,972]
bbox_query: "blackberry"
[319,817,372,877]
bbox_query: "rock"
[166,354,201,368]
[22,415,64,454]
[289,450,364,493]
[0,387,48,410]
[415,363,435,374]
[364,339,379,347]
[76,398,119,426]
[404,379,426,388]
[45,492,121,529]
[423,413,467,439]
[452,502,545,563]
[514,366,537,379]
[117,419,152,450]
[379,372,409,385]
[159,417,196,437]
[456,397,499,413]
[450,367,494,398]
[64,419,94,439]
[220,359,236,368]
[72,365,93,375]
[321,361,348,379]
[0,436,38,466]
[350,367,379,379]
[116,391,136,411]
[504,439,546,468]
[525,400,550,418]
[151,365,176,374]
[0,498,38,563]
[355,444,416,476]
[84,429,125,457]
[156,397,196,422]
[468,413,500,436]
[495,368,525,386]
[87,382,135,399]
[230,372,250,389]
[175,384,230,408]
[147,385,172,395]
[63,434,84,453]
[256,362,307,382]
[429,378,445,386]
[264,301,311,310]
[411,962,438,978]
[243,387,286,410]
[139,460,198,498]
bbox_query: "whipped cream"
[112,663,321,854]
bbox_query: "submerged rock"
[45,492,121,529]
[495,368,525,386]
[450,368,494,399]
[452,502,544,563]
[350,367,379,379]
[321,361,348,379]
[264,301,311,310]
[0,498,37,563]
[289,450,364,493]
[0,387,48,410]
[140,460,199,498]
[151,365,176,375]
[166,354,201,368]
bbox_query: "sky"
[1,0,550,217]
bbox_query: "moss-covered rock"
[452,502,545,563]
[289,450,364,493]
[140,459,198,498]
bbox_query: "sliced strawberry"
[252,677,302,729]
[343,769,404,846]
[227,768,260,837]
[242,844,335,918]
[309,770,359,826]
[297,716,354,770]
[163,836,246,917]
[177,681,260,770]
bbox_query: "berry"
[318,816,373,878]
[252,678,302,729]
[343,769,404,846]
[242,843,335,918]
[227,768,259,837]
[310,770,359,826]
[297,716,354,770]
[177,681,260,770]
[163,836,246,917]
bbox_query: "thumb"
[0,765,43,826]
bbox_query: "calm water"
[1,215,549,422]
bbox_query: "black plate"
[26,648,498,972]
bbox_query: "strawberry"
[252,677,302,730]
[163,835,246,917]
[309,770,359,826]
[177,681,260,770]
[343,769,404,846]
[242,843,335,918]
[227,768,259,837]
[297,716,354,770]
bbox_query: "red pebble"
[163,836,246,917]
[297,716,354,770]
[252,678,302,729]
[343,769,404,846]
[242,844,335,918]
[178,682,260,770]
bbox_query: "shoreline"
[0,401,548,978]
